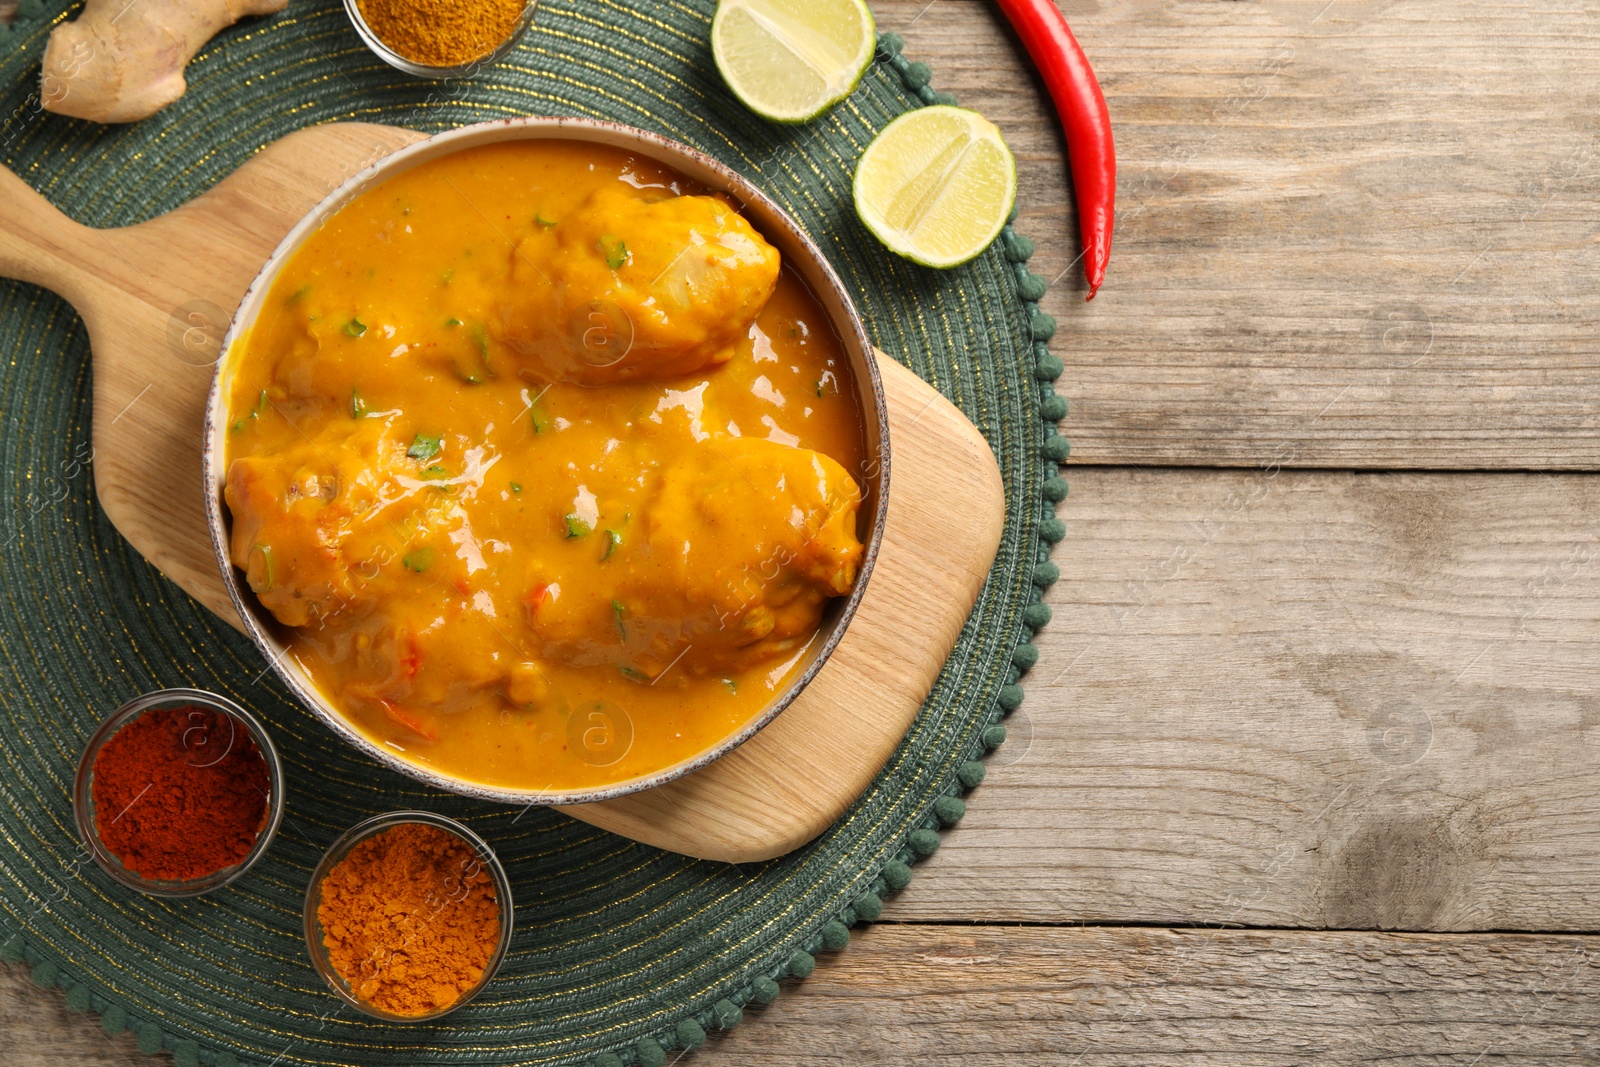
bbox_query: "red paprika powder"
[91,705,271,881]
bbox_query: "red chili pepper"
[377,698,438,743]
[521,583,549,624]
[399,633,424,680]
[994,0,1115,299]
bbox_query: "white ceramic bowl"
[202,117,890,806]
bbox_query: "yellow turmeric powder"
[317,822,502,1016]
[354,0,526,67]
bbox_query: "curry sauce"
[222,141,866,791]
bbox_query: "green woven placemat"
[0,2,1068,1064]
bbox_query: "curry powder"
[355,0,525,67]
[317,822,501,1016]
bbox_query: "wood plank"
[9,926,1600,1065]
[0,966,145,1066]
[704,926,1600,1066]
[893,468,1600,931]
[877,0,1600,469]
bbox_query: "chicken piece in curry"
[221,140,868,791]
[498,187,782,384]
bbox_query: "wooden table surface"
[7,0,1600,1062]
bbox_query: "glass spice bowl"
[73,688,285,898]
[342,0,538,80]
[303,811,514,1022]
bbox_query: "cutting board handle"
[0,163,101,313]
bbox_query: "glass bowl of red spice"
[303,811,513,1021]
[73,688,284,898]
[343,0,537,79]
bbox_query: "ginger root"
[41,0,289,124]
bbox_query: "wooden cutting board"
[0,122,1005,863]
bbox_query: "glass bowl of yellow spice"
[345,0,536,78]
[304,811,513,1020]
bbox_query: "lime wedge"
[711,0,876,123]
[853,106,1018,269]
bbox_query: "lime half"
[711,0,876,123]
[853,106,1018,269]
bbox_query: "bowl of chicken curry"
[203,118,888,804]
